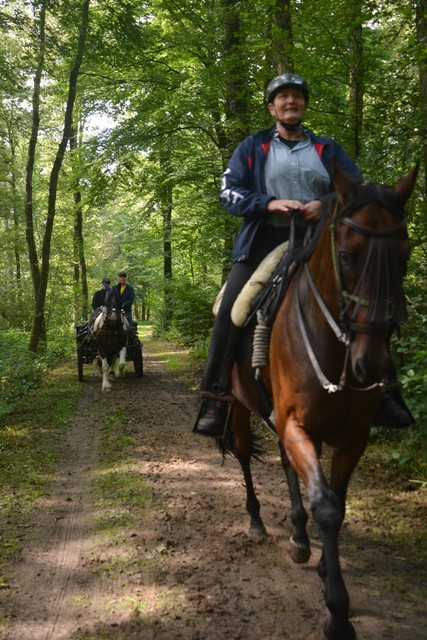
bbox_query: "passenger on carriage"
[112,271,136,324]
[193,72,415,437]
[91,278,111,312]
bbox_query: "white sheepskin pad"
[212,242,289,326]
[231,242,288,326]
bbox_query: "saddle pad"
[212,242,289,327]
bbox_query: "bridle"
[295,186,408,393]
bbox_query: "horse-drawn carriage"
[75,321,143,382]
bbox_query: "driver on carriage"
[91,278,112,312]
[192,72,415,438]
[112,272,135,322]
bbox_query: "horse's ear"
[390,163,419,204]
[332,162,359,203]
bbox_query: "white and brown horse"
[91,291,129,392]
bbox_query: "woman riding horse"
[224,165,417,640]
[193,72,414,437]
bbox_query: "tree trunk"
[272,0,294,74]
[348,0,364,159]
[29,0,90,352]
[6,111,23,301]
[25,0,46,303]
[220,0,251,282]
[222,0,251,156]
[70,122,89,322]
[160,154,173,332]
[416,0,427,196]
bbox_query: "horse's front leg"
[117,345,127,379]
[316,436,369,581]
[232,401,267,538]
[279,442,311,563]
[283,420,355,640]
[101,357,113,392]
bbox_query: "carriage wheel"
[133,346,143,378]
[77,346,84,381]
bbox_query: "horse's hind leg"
[232,402,267,538]
[279,443,311,563]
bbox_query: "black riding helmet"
[266,73,309,104]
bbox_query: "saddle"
[212,241,294,327]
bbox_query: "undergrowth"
[0,360,81,585]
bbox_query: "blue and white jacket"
[219,125,363,263]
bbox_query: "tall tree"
[348,0,364,159]
[29,0,90,352]
[25,0,46,304]
[159,152,173,331]
[416,0,427,193]
[272,0,294,74]
[70,121,89,321]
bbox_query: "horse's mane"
[337,182,405,221]
[291,180,405,266]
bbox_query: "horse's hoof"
[248,524,267,538]
[322,618,356,640]
[288,536,311,564]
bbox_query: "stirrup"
[192,391,235,439]
[200,389,235,404]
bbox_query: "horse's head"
[332,164,418,385]
[104,290,123,326]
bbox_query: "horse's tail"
[215,420,265,463]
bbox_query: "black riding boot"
[193,229,292,438]
[374,360,415,429]
[193,323,241,438]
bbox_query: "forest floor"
[0,330,425,640]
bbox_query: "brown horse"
[224,165,418,640]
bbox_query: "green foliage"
[0,327,74,419]
[387,318,427,479]
[0,330,46,418]
[162,280,216,346]
[370,291,427,482]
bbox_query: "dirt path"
[0,339,425,640]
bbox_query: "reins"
[295,265,380,393]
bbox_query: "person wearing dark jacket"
[91,278,111,311]
[193,72,414,437]
[112,272,135,321]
